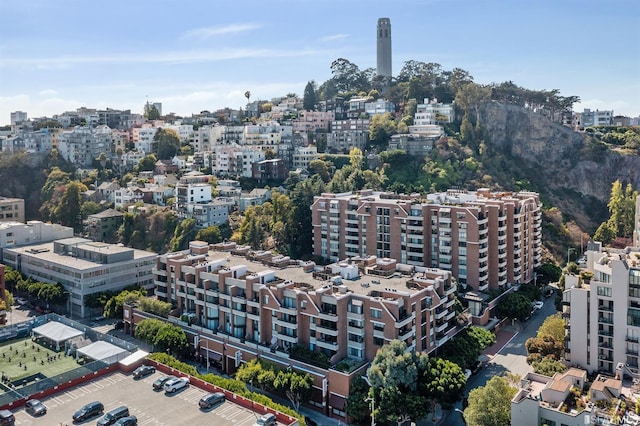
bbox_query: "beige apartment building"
[130,241,466,419]
[0,197,25,223]
[311,189,542,292]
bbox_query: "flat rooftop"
[203,249,437,297]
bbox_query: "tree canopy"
[464,375,517,426]
[153,128,181,160]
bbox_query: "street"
[441,298,558,426]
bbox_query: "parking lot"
[9,371,269,425]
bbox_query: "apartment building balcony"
[598,305,613,312]
[564,321,570,329]
[247,310,260,321]
[407,224,423,232]
[154,279,168,289]
[348,325,364,335]
[152,267,167,277]
[498,241,507,250]
[280,306,297,316]
[627,348,639,356]
[347,340,365,351]
[347,310,365,320]
[247,298,260,308]
[176,289,186,298]
[479,246,488,256]
[598,329,614,337]
[478,283,489,292]
[156,289,167,298]
[513,272,522,282]
[398,327,414,341]
[345,218,358,225]
[315,338,339,351]
[598,316,613,324]
[345,243,359,251]
[274,330,298,344]
[318,311,339,322]
[435,309,448,320]
[316,324,338,337]
[436,322,450,333]
[274,318,298,330]
[218,292,231,301]
[445,310,456,321]
[407,241,423,249]
[513,222,522,231]
[373,328,385,339]
[477,217,488,226]
[478,263,488,274]
[445,298,456,309]
[626,335,640,343]
[445,284,456,296]
[396,312,415,329]
[219,305,231,314]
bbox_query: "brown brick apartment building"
[311,189,542,292]
[125,241,467,420]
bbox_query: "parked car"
[132,365,156,379]
[114,416,138,426]
[14,298,28,306]
[25,399,47,416]
[304,416,318,426]
[532,300,544,310]
[254,413,277,426]
[164,377,189,393]
[72,401,104,422]
[199,392,225,409]
[97,405,129,426]
[0,410,14,426]
[152,375,175,390]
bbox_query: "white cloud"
[38,89,58,96]
[181,23,261,40]
[318,34,349,43]
[0,94,84,124]
[1,47,332,69]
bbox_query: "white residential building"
[365,99,395,116]
[0,221,73,248]
[634,195,640,248]
[563,244,640,375]
[10,111,27,125]
[132,126,158,153]
[1,129,52,154]
[414,98,455,125]
[57,125,112,167]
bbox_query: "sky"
[1,0,639,126]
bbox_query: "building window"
[370,308,382,319]
[373,336,384,346]
[597,286,612,297]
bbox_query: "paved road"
[441,298,558,426]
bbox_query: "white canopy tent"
[76,341,129,365]
[32,321,83,351]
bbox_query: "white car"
[532,301,544,310]
[163,377,189,393]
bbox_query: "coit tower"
[376,18,392,78]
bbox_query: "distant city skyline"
[0,0,638,125]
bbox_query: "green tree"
[273,369,313,413]
[153,128,181,160]
[153,323,190,356]
[367,340,431,425]
[54,181,86,230]
[495,292,533,321]
[593,222,615,244]
[349,147,364,170]
[104,289,144,318]
[537,314,565,342]
[303,81,317,111]
[138,298,172,317]
[369,112,397,147]
[195,226,223,244]
[144,103,160,120]
[81,201,103,218]
[421,358,467,406]
[134,318,165,343]
[170,218,198,252]
[464,376,516,426]
[307,159,331,183]
[532,357,567,376]
[135,154,158,173]
[345,376,371,425]
[441,327,495,369]
[605,180,637,238]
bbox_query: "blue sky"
[1,0,638,125]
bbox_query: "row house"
[292,111,334,144]
[1,129,53,155]
[311,189,542,292]
[252,159,288,183]
[327,119,370,153]
[135,242,466,420]
[239,188,272,212]
[57,125,112,167]
[388,134,435,157]
[292,146,319,170]
[114,186,146,209]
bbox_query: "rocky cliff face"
[478,102,640,230]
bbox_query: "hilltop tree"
[369,112,397,147]
[144,103,160,120]
[303,81,317,110]
[153,128,180,160]
[53,181,86,230]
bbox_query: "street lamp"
[454,408,466,425]
[366,397,375,426]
